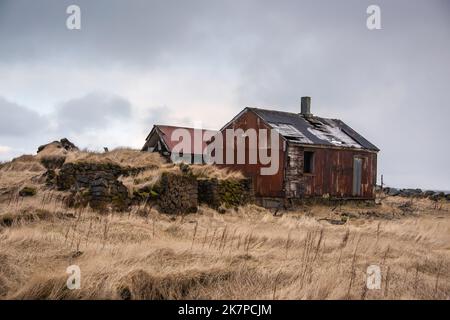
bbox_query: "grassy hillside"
[0,148,448,299]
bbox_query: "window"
[192,154,203,164]
[304,151,314,174]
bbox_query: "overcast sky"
[0,0,449,190]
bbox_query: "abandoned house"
[216,97,379,203]
[141,124,217,164]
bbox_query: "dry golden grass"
[0,148,449,300]
[189,165,243,180]
[120,163,244,192]
[64,148,164,168]
[0,155,46,192]
[0,190,448,300]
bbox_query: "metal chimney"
[301,96,312,117]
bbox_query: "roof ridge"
[155,124,217,131]
[249,107,339,122]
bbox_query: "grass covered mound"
[0,142,246,214]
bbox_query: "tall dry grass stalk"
[190,222,198,250]
[346,236,362,299]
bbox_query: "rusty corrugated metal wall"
[218,110,286,197]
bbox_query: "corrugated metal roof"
[248,108,379,151]
[144,125,217,154]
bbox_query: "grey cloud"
[0,0,449,189]
[141,106,171,132]
[54,92,132,133]
[0,97,49,136]
[0,96,53,160]
[0,92,135,160]
[0,0,212,67]
[139,105,200,139]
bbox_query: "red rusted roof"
[150,125,217,154]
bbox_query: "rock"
[43,169,57,186]
[430,192,445,201]
[387,188,400,196]
[400,188,423,197]
[424,190,435,197]
[400,189,411,196]
[37,138,78,153]
[60,138,78,151]
[19,186,37,197]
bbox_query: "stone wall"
[55,162,130,212]
[89,173,130,211]
[284,145,305,198]
[198,177,254,209]
[44,161,255,213]
[158,172,198,214]
[55,162,153,191]
[197,178,221,208]
[56,162,124,190]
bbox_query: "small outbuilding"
[141,124,217,164]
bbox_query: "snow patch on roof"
[307,124,361,148]
[269,122,313,144]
